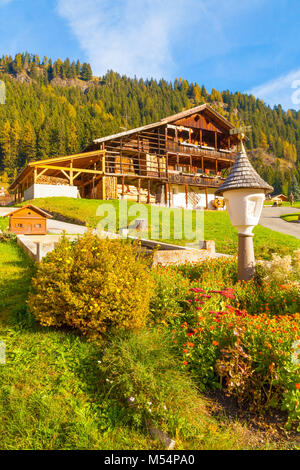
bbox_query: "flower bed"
[152,258,300,431]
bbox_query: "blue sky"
[1,0,300,110]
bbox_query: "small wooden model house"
[8,205,52,235]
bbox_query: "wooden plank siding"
[10,105,238,202]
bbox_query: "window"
[35,224,41,229]
[15,223,23,228]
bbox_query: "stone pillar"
[238,233,255,282]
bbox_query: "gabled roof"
[93,103,234,145]
[7,204,53,219]
[216,144,273,195]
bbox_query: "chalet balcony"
[166,141,235,161]
[167,171,225,188]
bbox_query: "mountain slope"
[0,53,299,196]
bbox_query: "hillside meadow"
[19,197,300,259]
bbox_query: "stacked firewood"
[37,175,70,186]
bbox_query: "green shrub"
[98,328,210,439]
[173,286,300,431]
[28,233,154,340]
[150,266,190,325]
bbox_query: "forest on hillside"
[0,52,300,197]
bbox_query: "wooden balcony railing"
[167,141,235,161]
[167,172,225,187]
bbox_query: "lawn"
[281,213,300,222]
[20,197,300,259]
[1,239,281,450]
[0,217,9,232]
[264,201,300,208]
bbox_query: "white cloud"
[56,0,191,79]
[247,69,300,110]
[57,0,259,79]
[0,0,13,5]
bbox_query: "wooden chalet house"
[10,104,240,209]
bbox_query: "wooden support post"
[200,129,203,146]
[138,178,141,203]
[216,159,218,174]
[215,132,218,150]
[34,168,37,184]
[185,184,188,208]
[205,187,208,210]
[138,135,141,175]
[102,177,106,200]
[228,136,231,150]
[147,179,151,204]
[202,157,204,174]
[165,127,169,179]
[122,176,125,199]
[168,184,171,208]
[70,160,74,186]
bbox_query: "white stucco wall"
[171,185,217,210]
[24,184,79,201]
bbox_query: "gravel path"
[259,206,300,239]
[47,218,88,234]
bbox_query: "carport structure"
[10,148,107,202]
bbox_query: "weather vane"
[230,125,252,152]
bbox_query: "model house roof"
[216,145,273,195]
[7,204,53,219]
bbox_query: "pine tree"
[0,121,13,174]
[290,175,300,200]
[260,131,269,149]
[20,121,36,165]
[81,63,92,81]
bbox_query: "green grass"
[0,239,277,450]
[0,217,9,232]
[281,213,300,222]
[264,201,300,208]
[1,240,293,449]
[0,242,159,449]
[20,197,300,259]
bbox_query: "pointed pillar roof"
[216,143,273,196]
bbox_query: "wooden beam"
[122,176,125,199]
[147,179,151,204]
[138,178,141,203]
[205,187,208,210]
[28,149,105,167]
[102,176,106,200]
[61,169,71,181]
[32,164,104,176]
[185,184,188,208]
[73,171,82,180]
[70,160,74,186]
[35,168,48,181]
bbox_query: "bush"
[173,286,300,431]
[98,328,213,441]
[28,233,154,340]
[258,250,300,284]
[150,266,190,325]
